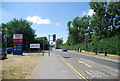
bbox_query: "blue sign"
[13,43,23,55]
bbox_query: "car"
[0,49,7,60]
[62,48,67,52]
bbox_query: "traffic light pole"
[48,35,50,56]
[48,34,56,56]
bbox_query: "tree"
[107,2,120,36]
[64,1,120,55]
[35,37,49,50]
[67,16,90,45]
[1,18,36,50]
[56,38,63,48]
[89,2,109,38]
[67,17,81,45]
[89,1,120,38]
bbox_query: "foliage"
[1,18,36,50]
[65,2,120,55]
[67,16,91,45]
[56,38,63,48]
[35,37,49,50]
[61,35,120,55]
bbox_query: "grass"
[1,54,41,79]
[69,50,119,61]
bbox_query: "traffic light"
[53,34,56,42]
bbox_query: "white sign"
[30,44,40,48]
[13,34,23,39]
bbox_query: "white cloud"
[82,9,95,16]
[26,16,51,24]
[87,9,95,16]
[56,22,60,26]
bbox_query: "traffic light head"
[53,34,56,42]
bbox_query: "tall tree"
[89,1,109,38]
[89,1,120,38]
[67,17,80,45]
[1,18,36,50]
[107,2,120,36]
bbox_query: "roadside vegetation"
[55,38,63,48]
[0,18,49,52]
[2,54,41,79]
[61,2,120,55]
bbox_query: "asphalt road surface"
[54,49,119,80]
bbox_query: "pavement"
[34,51,82,79]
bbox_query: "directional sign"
[30,44,40,48]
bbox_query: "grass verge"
[69,50,119,61]
[1,54,41,79]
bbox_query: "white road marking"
[78,61,92,67]
[62,71,67,73]
[89,71,102,78]
[85,71,102,78]
[85,71,96,78]
[93,70,108,77]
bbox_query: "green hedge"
[61,35,120,55]
[97,35,119,55]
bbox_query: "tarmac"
[34,51,81,79]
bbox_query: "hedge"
[60,35,120,55]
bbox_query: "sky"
[1,2,95,43]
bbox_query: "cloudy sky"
[2,2,95,43]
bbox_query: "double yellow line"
[66,62,89,81]
[60,57,91,81]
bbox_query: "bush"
[97,35,119,55]
[61,35,120,55]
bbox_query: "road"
[54,49,119,80]
[34,51,82,79]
